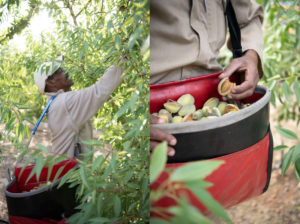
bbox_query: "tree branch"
[63,0,78,26]
[75,0,92,17]
[0,2,39,45]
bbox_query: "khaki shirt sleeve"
[229,0,264,77]
[65,65,123,127]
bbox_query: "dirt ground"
[1,110,300,223]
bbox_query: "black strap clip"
[232,48,243,58]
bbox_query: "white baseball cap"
[34,55,63,93]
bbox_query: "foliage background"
[0,0,149,223]
[219,0,300,178]
[259,0,300,177]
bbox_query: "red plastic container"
[150,73,273,215]
[5,159,78,224]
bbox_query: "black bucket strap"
[226,0,243,58]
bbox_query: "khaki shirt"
[150,0,263,84]
[45,65,123,157]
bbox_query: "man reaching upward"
[34,56,123,157]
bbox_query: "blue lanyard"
[31,96,56,136]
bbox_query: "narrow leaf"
[92,155,105,172]
[282,81,291,101]
[282,149,293,176]
[149,218,170,224]
[52,166,65,183]
[274,145,288,151]
[270,91,276,107]
[150,142,167,183]
[89,217,110,222]
[275,126,298,140]
[293,80,300,102]
[169,200,214,224]
[294,157,300,178]
[115,35,121,50]
[80,166,89,188]
[37,144,48,153]
[113,195,121,217]
[187,184,232,224]
[292,143,300,162]
[35,154,45,182]
[170,160,224,182]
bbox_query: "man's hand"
[219,49,260,100]
[150,115,177,156]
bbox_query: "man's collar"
[45,89,65,101]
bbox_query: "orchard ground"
[0,107,300,223]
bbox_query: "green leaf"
[18,151,38,180]
[89,217,111,223]
[5,117,15,130]
[52,165,65,183]
[80,166,89,188]
[282,81,291,101]
[37,144,48,153]
[25,154,45,184]
[113,195,121,217]
[0,107,9,123]
[17,147,30,160]
[92,155,105,172]
[83,41,88,51]
[282,149,293,176]
[294,166,300,181]
[57,169,71,189]
[45,155,55,182]
[275,126,298,140]
[81,139,104,147]
[267,80,276,90]
[292,143,300,163]
[295,24,300,48]
[184,179,213,189]
[274,145,288,151]
[35,154,45,182]
[128,29,142,49]
[169,200,214,224]
[96,193,104,216]
[114,101,130,120]
[25,124,30,139]
[101,161,112,180]
[129,92,138,112]
[115,35,121,50]
[293,80,300,102]
[17,123,24,142]
[150,142,167,183]
[150,218,170,224]
[186,183,232,224]
[106,20,113,34]
[170,160,224,182]
[294,157,300,178]
[270,91,276,107]
[110,153,116,172]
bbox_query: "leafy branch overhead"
[0,0,41,45]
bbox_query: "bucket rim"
[151,85,270,134]
[4,163,78,198]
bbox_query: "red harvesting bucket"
[150,73,273,216]
[5,159,78,224]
